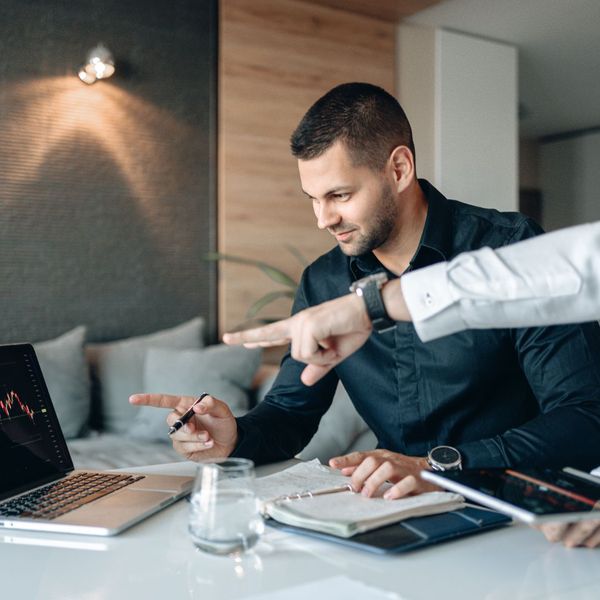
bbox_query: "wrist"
[417,456,431,472]
[346,292,372,331]
[382,279,411,322]
[349,273,395,333]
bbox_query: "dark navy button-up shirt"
[235,181,600,470]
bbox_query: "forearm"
[400,222,600,342]
[381,278,411,322]
[232,399,324,465]
[231,347,339,464]
[457,401,600,471]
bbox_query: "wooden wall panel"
[219,0,395,334]
[303,0,444,23]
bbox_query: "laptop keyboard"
[0,472,145,520]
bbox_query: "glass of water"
[188,458,264,556]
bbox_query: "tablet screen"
[427,468,600,521]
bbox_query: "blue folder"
[267,505,511,554]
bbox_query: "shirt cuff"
[229,416,255,460]
[456,437,510,469]
[400,262,469,342]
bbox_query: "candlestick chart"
[0,358,47,452]
[0,348,71,496]
[0,390,37,423]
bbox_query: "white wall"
[397,25,518,211]
[540,131,600,231]
[396,24,436,183]
[519,138,540,189]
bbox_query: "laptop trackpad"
[55,489,174,529]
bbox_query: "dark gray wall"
[0,0,217,343]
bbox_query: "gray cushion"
[129,344,262,442]
[296,382,372,463]
[86,317,204,434]
[34,326,90,439]
[257,373,373,463]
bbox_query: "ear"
[388,146,414,193]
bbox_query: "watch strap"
[351,275,395,333]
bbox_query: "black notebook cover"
[267,505,511,554]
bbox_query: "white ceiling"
[407,0,600,139]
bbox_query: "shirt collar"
[350,179,452,279]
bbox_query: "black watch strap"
[350,274,396,333]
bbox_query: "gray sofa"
[33,317,376,470]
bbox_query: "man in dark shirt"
[131,83,600,498]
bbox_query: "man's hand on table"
[329,449,439,499]
[537,519,600,549]
[129,393,238,461]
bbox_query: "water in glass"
[188,458,264,555]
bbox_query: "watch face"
[431,446,460,465]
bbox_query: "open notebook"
[255,460,465,538]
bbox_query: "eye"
[333,193,350,201]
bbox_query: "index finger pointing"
[129,393,197,409]
[223,320,292,346]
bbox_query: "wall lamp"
[78,44,115,85]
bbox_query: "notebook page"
[277,490,462,522]
[254,459,350,503]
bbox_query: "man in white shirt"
[223,221,600,548]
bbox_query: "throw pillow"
[297,383,372,463]
[256,373,373,462]
[129,344,262,442]
[86,317,204,434]
[34,326,90,439]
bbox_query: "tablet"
[421,467,600,524]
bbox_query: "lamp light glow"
[77,44,115,85]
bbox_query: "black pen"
[168,393,209,436]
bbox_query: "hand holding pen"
[168,392,209,436]
[129,390,239,461]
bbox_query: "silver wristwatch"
[349,273,396,333]
[426,445,462,471]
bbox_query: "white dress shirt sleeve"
[401,222,600,342]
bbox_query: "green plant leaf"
[256,265,297,288]
[203,252,298,289]
[246,290,296,318]
[285,244,309,267]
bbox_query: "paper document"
[254,459,350,502]
[256,460,464,538]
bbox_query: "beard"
[335,182,398,257]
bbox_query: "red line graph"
[0,390,35,422]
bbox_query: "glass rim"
[196,457,255,471]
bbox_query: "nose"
[315,200,341,230]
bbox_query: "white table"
[1,461,599,600]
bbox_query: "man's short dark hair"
[290,82,415,171]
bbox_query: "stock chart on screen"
[0,347,71,499]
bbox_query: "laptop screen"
[0,344,73,501]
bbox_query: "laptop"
[0,343,194,536]
[421,467,600,524]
